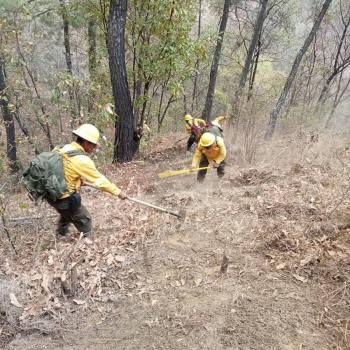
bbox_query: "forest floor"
[1,131,350,350]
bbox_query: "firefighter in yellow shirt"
[191,132,226,182]
[48,124,127,237]
[184,114,207,151]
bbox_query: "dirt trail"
[6,162,336,349]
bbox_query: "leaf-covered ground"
[1,132,350,349]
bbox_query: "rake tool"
[84,183,184,220]
[126,197,184,219]
[158,166,211,179]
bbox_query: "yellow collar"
[70,141,85,152]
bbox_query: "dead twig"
[1,213,18,255]
[61,233,84,295]
[220,254,229,274]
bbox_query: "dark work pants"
[197,156,225,182]
[187,133,196,151]
[48,198,92,235]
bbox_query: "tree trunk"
[237,0,268,96]
[325,73,350,128]
[201,0,233,121]
[14,29,53,149]
[265,0,333,138]
[191,0,202,112]
[59,0,72,74]
[87,19,97,113]
[59,0,81,125]
[303,35,317,107]
[88,19,97,80]
[247,34,262,101]
[317,9,350,106]
[0,62,19,174]
[107,0,139,162]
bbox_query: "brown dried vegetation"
[0,133,350,349]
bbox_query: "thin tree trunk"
[14,30,53,148]
[325,73,350,128]
[139,79,151,133]
[237,0,268,95]
[183,93,188,115]
[202,0,233,121]
[265,0,333,138]
[317,70,339,105]
[192,0,202,112]
[59,0,72,74]
[88,19,97,80]
[0,62,19,174]
[87,19,97,113]
[108,0,139,162]
[158,95,175,131]
[157,85,165,132]
[59,0,81,125]
[317,8,350,106]
[247,35,262,101]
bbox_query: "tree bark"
[59,0,82,125]
[247,34,262,101]
[318,8,350,105]
[88,19,97,80]
[265,0,333,138]
[325,73,350,128]
[14,29,53,148]
[237,0,268,95]
[59,0,72,74]
[191,0,202,112]
[0,62,19,174]
[108,0,139,162]
[201,0,233,121]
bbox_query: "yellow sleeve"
[74,156,121,196]
[192,147,202,168]
[215,137,226,164]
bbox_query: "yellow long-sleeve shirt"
[185,118,207,134]
[58,142,121,199]
[192,136,226,167]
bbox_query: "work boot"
[56,226,69,237]
[82,231,93,238]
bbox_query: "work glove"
[211,161,219,168]
[118,191,128,200]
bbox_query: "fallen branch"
[6,214,57,222]
[1,213,18,255]
[61,233,84,296]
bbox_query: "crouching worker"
[191,132,226,182]
[184,114,207,151]
[49,124,127,237]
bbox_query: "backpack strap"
[64,149,85,157]
[54,145,85,158]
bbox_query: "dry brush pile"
[0,158,177,347]
[247,139,350,348]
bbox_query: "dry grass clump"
[250,139,350,348]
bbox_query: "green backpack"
[201,125,223,138]
[21,147,84,204]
